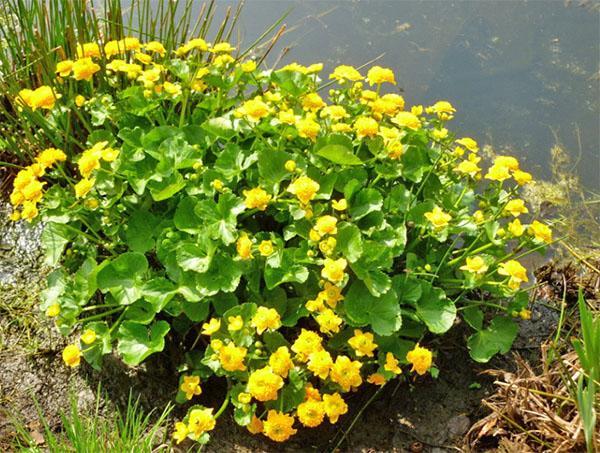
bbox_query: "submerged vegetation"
[0,0,596,451]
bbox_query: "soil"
[0,205,561,453]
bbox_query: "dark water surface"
[142,0,600,189]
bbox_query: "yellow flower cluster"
[75,141,119,199]
[10,147,66,221]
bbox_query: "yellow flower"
[10,190,24,207]
[353,116,379,139]
[459,256,489,275]
[243,187,271,211]
[321,282,344,308]
[406,344,432,375]
[163,81,181,96]
[320,105,348,121]
[264,91,282,103]
[296,117,321,141]
[211,179,224,191]
[145,41,166,56]
[432,127,449,140]
[172,421,189,444]
[302,92,326,111]
[62,344,81,368]
[498,260,528,289]
[508,218,525,237]
[330,355,362,391]
[75,178,95,199]
[504,199,529,217]
[22,180,44,202]
[72,58,101,81]
[76,42,100,59]
[236,234,253,260]
[288,176,320,204]
[307,349,333,379]
[26,86,60,110]
[392,111,421,130]
[348,329,377,357]
[331,122,352,133]
[380,93,405,112]
[494,156,520,171]
[329,65,363,83]
[291,329,323,361]
[319,237,337,256]
[332,198,347,211]
[297,400,325,427]
[134,52,153,65]
[431,100,456,120]
[56,60,74,77]
[247,415,264,434]
[284,160,297,172]
[528,220,552,244]
[187,407,216,439]
[513,170,532,185]
[227,315,244,331]
[211,42,235,53]
[247,366,284,402]
[367,373,386,385]
[519,309,532,320]
[278,109,297,125]
[269,346,294,378]
[74,95,86,107]
[455,157,481,177]
[240,60,257,72]
[304,383,321,401]
[201,318,221,335]
[13,168,36,191]
[80,329,97,345]
[424,206,452,229]
[210,339,223,351]
[314,215,338,236]
[384,352,402,374]
[366,66,396,85]
[306,293,326,313]
[237,97,271,122]
[251,307,281,335]
[485,163,511,182]
[218,343,247,372]
[46,303,60,317]
[21,201,39,222]
[455,137,479,152]
[180,375,202,400]
[315,308,342,335]
[321,258,347,283]
[258,240,275,256]
[322,393,348,423]
[263,410,297,442]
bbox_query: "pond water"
[146,1,600,189]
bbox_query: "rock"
[446,414,471,439]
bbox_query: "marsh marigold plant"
[7,34,553,446]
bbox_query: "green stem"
[79,306,124,324]
[214,391,230,419]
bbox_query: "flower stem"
[214,392,230,419]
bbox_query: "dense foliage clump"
[7,36,553,445]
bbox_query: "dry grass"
[466,348,596,452]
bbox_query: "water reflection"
[138,0,600,189]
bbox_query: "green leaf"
[350,242,393,297]
[467,317,518,363]
[401,146,431,183]
[384,184,411,213]
[344,280,401,336]
[176,240,215,273]
[174,197,203,233]
[416,283,455,334]
[124,300,156,324]
[257,148,293,188]
[41,222,74,266]
[391,275,422,304]
[264,248,309,290]
[126,210,158,253]
[147,171,186,201]
[336,222,363,263]
[316,144,363,166]
[182,300,210,322]
[117,320,170,366]
[195,193,245,244]
[201,117,236,140]
[97,252,148,291]
[142,278,177,312]
[349,188,383,220]
[462,306,484,331]
[270,70,310,96]
[215,144,257,180]
[195,253,243,294]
